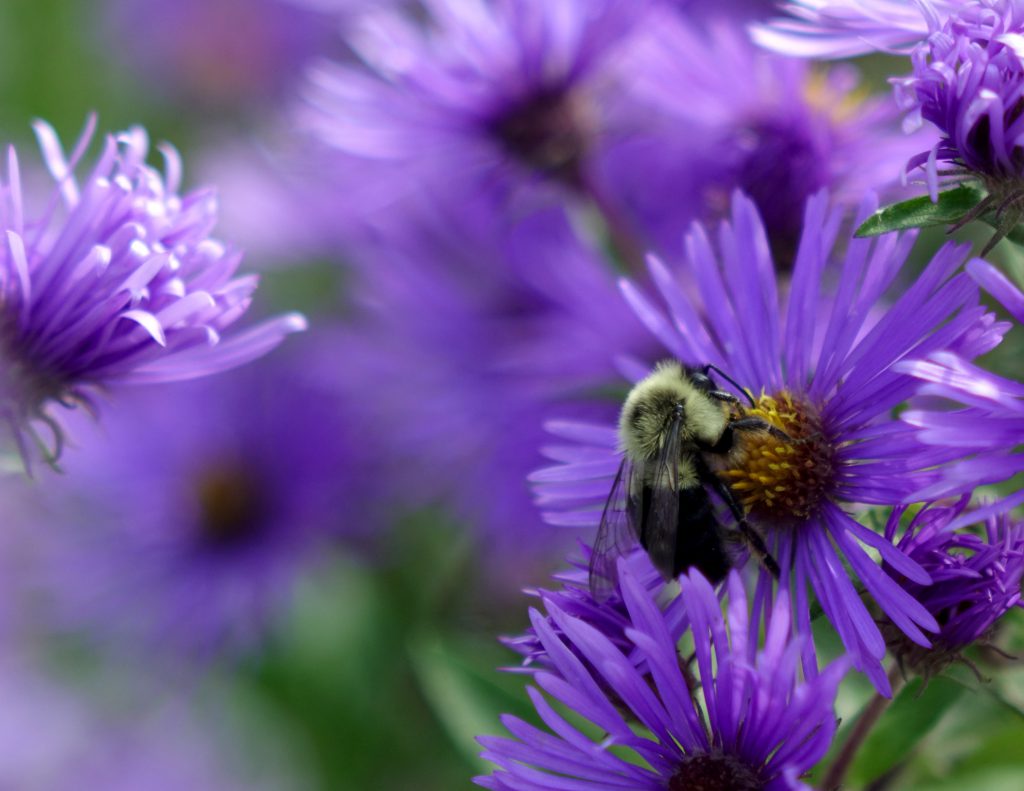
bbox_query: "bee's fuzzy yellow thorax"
[618,361,727,460]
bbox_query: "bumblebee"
[590,360,786,598]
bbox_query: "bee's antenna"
[704,363,756,408]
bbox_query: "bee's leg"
[736,521,781,578]
[707,389,741,406]
[701,364,757,408]
[729,415,793,442]
[705,422,780,455]
[733,416,823,445]
[695,458,781,579]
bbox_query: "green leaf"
[855,184,987,238]
[408,633,537,770]
[912,767,1024,791]
[242,555,479,790]
[844,677,966,787]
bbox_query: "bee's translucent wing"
[641,412,682,580]
[588,456,642,600]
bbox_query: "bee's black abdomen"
[674,487,730,583]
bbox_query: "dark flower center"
[196,464,266,548]
[486,88,594,183]
[731,119,826,267]
[669,753,763,791]
[721,391,835,524]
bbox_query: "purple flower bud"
[881,497,1024,679]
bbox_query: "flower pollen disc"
[196,464,266,548]
[723,391,835,524]
[669,753,763,791]
[487,89,594,181]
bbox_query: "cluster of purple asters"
[301,0,922,265]
[5,0,1024,787]
[532,189,1007,692]
[295,0,933,585]
[294,2,1024,784]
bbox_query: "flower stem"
[820,664,904,791]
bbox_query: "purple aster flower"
[532,190,1006,693]
[891,1,1024,211]
[0,116,305,468]
[476,566,848,790]
[3,334,363,661]
[879,496,1024,680]
[610,10,925,258]
[300,0,656,232]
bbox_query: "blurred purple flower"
[7,334,362,661]
[477,567,847,790]
[301,0,921,263]
[103,0,347,110]
[0,116,305,468]
[532,191,1006,693]
[300,0,656,221]
[881,496,1024,678]
[335,203,650,586]
[615,11,925,257]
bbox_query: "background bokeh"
[1,1,1023,789]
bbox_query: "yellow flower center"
[721,392,835,524]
